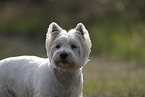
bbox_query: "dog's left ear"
[75,23,92,50]
[75,23,89,37]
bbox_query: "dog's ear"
[47,22,62,35]
[75,23,92,50]
[75,23,88,36]
[46,22,62,56]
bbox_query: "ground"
[83,57,145,97]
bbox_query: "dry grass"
[83,57,145,97]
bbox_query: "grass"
[83,57,145,97]
[90,22,145,65]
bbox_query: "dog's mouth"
[54,59,76,69]
[60,60,67,65]
[59,57,71,65]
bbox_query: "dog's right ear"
[47,22,62,36]
[46,22,62,56]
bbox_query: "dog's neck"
[53,68,82,89]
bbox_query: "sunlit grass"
[90,23,145,65]
[83,57,145,97]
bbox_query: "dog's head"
[46,22,92,71]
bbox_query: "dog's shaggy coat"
[0,22,92,97]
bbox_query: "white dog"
[0,22,92,97]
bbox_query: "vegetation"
[83,57,145,97]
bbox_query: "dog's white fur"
[0,22,92,97]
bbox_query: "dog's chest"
[53,87,80,97]
[51,69,82,97]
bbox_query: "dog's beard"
[52,53,77,70]
[54,59,76,69]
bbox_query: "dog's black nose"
[60,52,68,60]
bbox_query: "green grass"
[83,57,145,97]
[90,22,145,65]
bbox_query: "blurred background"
[0,0,145,97]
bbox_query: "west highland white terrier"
[0,22,92,97]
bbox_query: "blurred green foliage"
[0,0,145,64]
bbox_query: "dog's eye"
[56,45,60,49]
[71,45,77,49]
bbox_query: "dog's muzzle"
[53,52,76,69]
[60,52,68,64]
